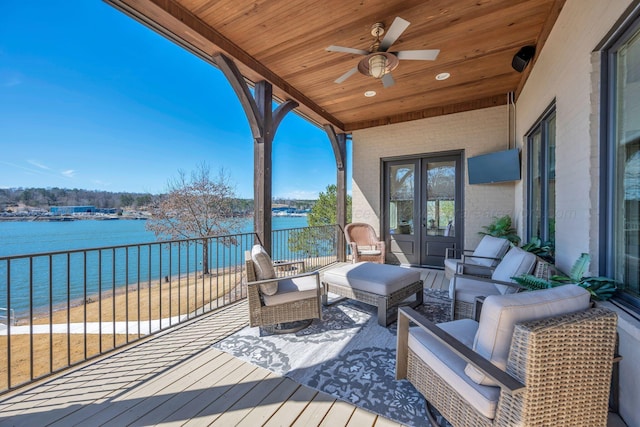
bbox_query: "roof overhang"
[105,0,565,133]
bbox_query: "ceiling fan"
[326,17,440,88]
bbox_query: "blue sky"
[0,2,348,199]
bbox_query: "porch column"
[324,125,347,262]
[214,53,298,255]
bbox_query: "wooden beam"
[344,94,507,131]
[254,81,272,253]
[214,53,263,139]
[324,125,347,262]
[325,125,346,171]
[272,100,299,138]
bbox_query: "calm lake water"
[0,216,308,315]
[0,216,308,257]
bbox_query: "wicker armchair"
[245,245,322,332]
[449,246,537,320]
[396,285,618,427]
[344,222,386,264]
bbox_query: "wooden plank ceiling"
[106,0,564,132]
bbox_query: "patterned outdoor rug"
[212,289,451,427]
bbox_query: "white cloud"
[27,160,50,170]
[61,170,76,178]
[1,160,46,175]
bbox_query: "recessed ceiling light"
[364,90,377,97]
[435,72,451,81]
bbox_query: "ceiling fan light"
[368,54,387,79]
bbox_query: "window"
[603,11,640,309]
[526,105,556,246]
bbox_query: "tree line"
[0,187,317,214]
[0,187,157,211]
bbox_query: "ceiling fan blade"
[380,17,410,51]
[381,73,395,88]
[326,45,369,56]
[334,66,359,84]
[394,49,440,61]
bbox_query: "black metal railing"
[0,224,342,394]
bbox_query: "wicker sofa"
[396,285,618,427]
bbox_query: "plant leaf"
[512,274,553,291]
[569,253,590,282]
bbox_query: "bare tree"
[146,163,243,275]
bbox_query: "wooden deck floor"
[0,267,446,427]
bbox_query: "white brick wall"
[516,1,638,425]
[352,106,516,250]
[515,0,633,274]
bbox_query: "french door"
[383,152,463,267]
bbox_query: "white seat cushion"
[251,245,277,295]
[262,274,319,306]
[471,236,511,267]
[490,247,537,294]
[465,285,591,386]
[358,249,382,256]
[444,236,509,278]
[449,276,502,303]
[322,262,421,296]
[409,319,500,419]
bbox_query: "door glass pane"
[389,164,414,235]
[425,161,455,236]
[547,115,556,243]
[530,130,542,239]
[614,28,640,298]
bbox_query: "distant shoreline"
[0,215,149,222]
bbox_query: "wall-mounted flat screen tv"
[467,148,521,184]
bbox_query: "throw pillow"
[251,245,278,296]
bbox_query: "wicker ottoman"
[321,262,423,326]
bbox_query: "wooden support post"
[214,53,298,255]
[254,81,272,254]
[324,125,347,262]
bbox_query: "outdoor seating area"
[238,240,623,426]
[0,259,623,427]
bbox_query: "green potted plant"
[513,253,617,301]
[520,236,555,263]
[478,215,521,246]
